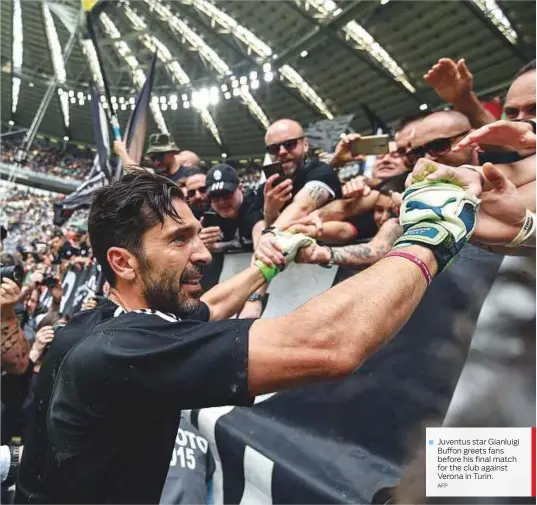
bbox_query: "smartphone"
[202,211,221,228]
[350,134,390,156]
[262,161,287,187]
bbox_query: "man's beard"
[139,255,203,316]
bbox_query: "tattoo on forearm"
[332,221,402,268]
[1,317,30,372]
[305,185,331,209]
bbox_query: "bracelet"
[319,246,335,269]
[384,251,432,286]
[506,210,536,248]
[261,227,276,236]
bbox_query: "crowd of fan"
[1,135,94,182]
[0,55,535,504]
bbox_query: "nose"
[517,111,534,120]
[278,144,289,156]
[191,233,213,266]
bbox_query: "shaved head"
[265,119,304,144]
[265,119,308,176]
[409,110,475,167]
[176,150,201,168]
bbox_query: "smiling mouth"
[183,278,202,285]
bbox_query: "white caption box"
[426,427,535,497]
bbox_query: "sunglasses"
[266,136,305,157]
[406,131,470,166]
[208,190,234,202]
[186,186,207,199]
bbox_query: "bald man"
[255,119,342,266]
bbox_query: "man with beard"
[17,170,479,504]
[184,168,210,220]
[256,119,342,267]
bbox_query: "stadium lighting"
[146,0,270,129]
[113,103,118,111]
[231,80,239,89]
[170,94,178,102]
[250,71,258,80]
[120,103,127,110]
[70,97,76,104]
[171,103,178,110]
[11,0,22,114]
[100,12,169,134]
[188,0,333,118]
[264,72,274,82]
[87,94,91,100]
[239,76,248,85]
[63,136,69,141]
[471,0,518,44]
[161,103,168,111]
[232,87,240,97]
[300,50,308,57]
[111,96,117,103]
[224,91,231,100]
[123,4,222,145]
[221,153,227,158]
[240,84,249,93]
[43,1,70,127]
[119,97,125,104]
[181,94,188,101]
[8,120,14,126]
[250,80,260,90]
[183,101,190,109]
[80,39,106,91]
[221,84,228,92]
[381,0,390,5]
[29,82,34,88]
[263,62,271,73]
[300,0,415,94]
[420,103,428,110]
[129,97,135,104]
[130,103,135,110]
[69,90,74,98]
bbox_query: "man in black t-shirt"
[203,164,264,252]
[16,171,468,504]
[255,119,342,267]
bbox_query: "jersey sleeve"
[65,312,254,410]
[302,162,343,200]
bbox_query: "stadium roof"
[1,0,535,160]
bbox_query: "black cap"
[206,164,240,196]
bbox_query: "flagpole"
[84,9,121,141]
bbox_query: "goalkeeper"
[19,170,477,504]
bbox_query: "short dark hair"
[514,59,536,80]
[185,166,207,178]
[51,229,64,240]
[88,170,186,287]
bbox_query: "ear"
[107,247,139,283]
[303,137,309,152]
[238,183,244,193]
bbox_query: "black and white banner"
[192,245,504,504]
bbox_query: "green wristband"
[254,260,280,282]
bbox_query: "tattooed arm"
[1,279,30,375]
[296,219,402,268]
[272,181,333,231]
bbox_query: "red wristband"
[384,251,432,286]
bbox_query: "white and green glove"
[393,180,480,272]
[255,231,316,281]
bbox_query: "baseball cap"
[205,164,240,196]
[145,133,180,156]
